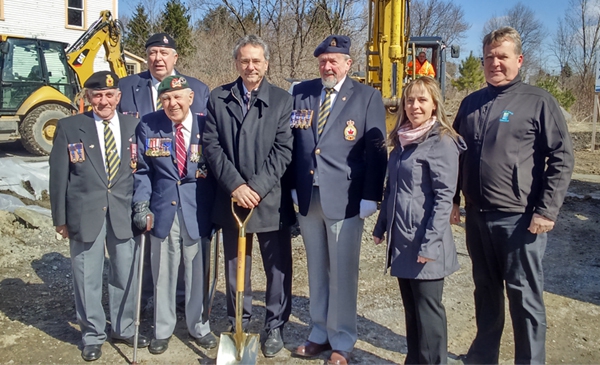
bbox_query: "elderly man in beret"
[118,32,210,314]
[50,71,148,361]
[289,35,387,365]
[132,75,217,355]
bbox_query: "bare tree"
[563,0,600,82]
[482,2,544,75]
[410,0,470,45]
[552,19,576,76]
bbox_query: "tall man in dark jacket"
[203,34,294,358]
[118,33,209,116]
[49,71,149,361]
[132,76,217,355]
[451,27,574,364]
[289,35,387,365]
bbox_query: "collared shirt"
[151,71,176,111]
[320,75,346,108]
[172,110,193,150]
[94,113,122,170]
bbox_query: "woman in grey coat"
[373,77,466,364]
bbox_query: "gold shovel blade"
[216,332,260,365]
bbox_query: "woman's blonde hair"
[388,76,459,148]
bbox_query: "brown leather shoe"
[293,340,332,357]
[328,350,350,365]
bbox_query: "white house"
[0,0,141,74]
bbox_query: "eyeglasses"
[238,59,264,68]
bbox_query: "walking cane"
[132,215,152,365]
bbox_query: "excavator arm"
[66,10,127,88]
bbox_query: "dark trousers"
[222,226,292,332]
[465,207,547,364]
[398,278,447,365]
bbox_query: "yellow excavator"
[365,0,459,132]
[0,10,127,155]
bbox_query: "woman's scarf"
[397,116,436,147]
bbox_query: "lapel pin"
[342,96,347,101]
[89,145,95,148]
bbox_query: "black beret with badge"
[158,75,190,95]
[83,70,120,90]
[314,35,351,57]
[145,33,177,50]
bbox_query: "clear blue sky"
[459,0,570,70]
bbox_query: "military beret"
[84,71,119,90]
[314,35,351,57]
[158,75,190,95]
[145,33,177,50]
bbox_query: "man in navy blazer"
[289,35,387,365]
[118,33,210,312]
[49,71,149,361]
[132,76,217,355]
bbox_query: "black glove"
[133,201,154,231]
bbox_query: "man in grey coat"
[451,27,574,364]
[49,71,149,361]
[203,34,294,358]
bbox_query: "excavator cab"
[408,36,460,98]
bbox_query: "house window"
[67,0,84,28]
[126,63,136,75]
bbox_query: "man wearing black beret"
[118,33,211,314]
[118,33,209,118]
[49,71,149,361]
[289,35,387,365]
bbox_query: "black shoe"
[149,338,170,355]
[81,344,102,361]
[112,334,150,348]
[194,332,218,349]
[262,328,284,357]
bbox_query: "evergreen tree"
[451,52,485,94]
[536,75,576,111]
[124,3,152,58]
[160,0,195,60]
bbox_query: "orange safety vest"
[407,59,436,77]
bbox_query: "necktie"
[175,123,187,178]
[243,91,251,115]
[318,88,333,135]
[103,121,120,186]
[156,95,162,110]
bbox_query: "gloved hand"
[359,199,378,219]
[133,201,154,231]
[291,189,299,206]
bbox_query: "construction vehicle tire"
[19,104,71,156]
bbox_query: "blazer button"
[107,189,111,193]
[315,148,321,155]
[309,170,314,175]
[177,181,181,185]
[102,207,107,211]
[171,201,177,206]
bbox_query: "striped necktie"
[103,121,120,186]
[175,123,187,178]
[156,95,162,110]
[318,88,333,135]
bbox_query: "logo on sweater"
[499,110,513,122]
